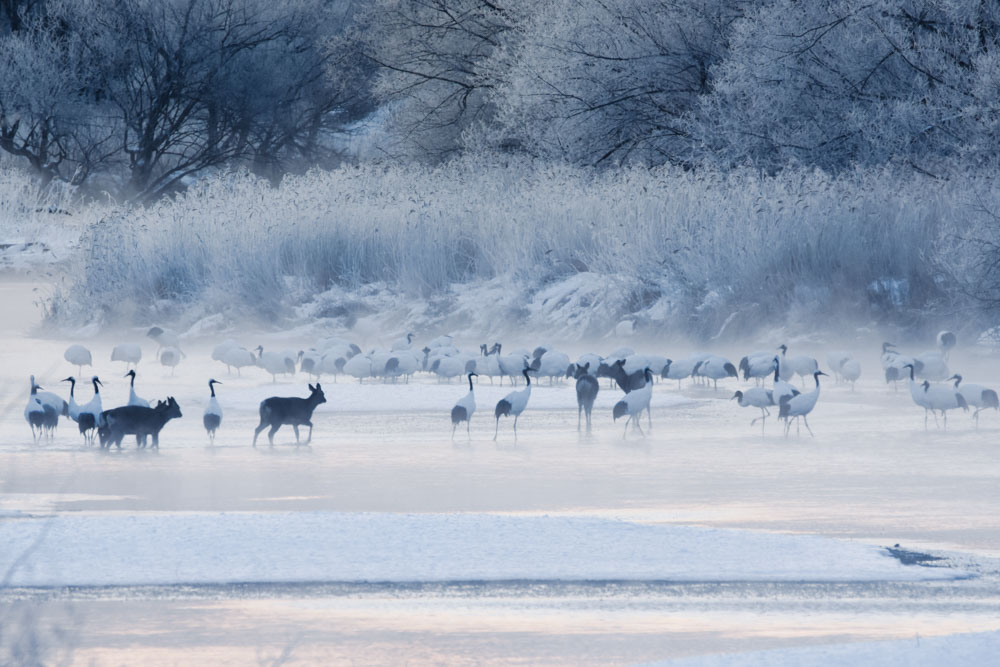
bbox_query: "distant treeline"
[2,0,999,201]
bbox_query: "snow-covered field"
[3,281,1000,664]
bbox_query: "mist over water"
[4,275,1000,662]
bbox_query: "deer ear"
[316,382,322,390]
[308,383,315,391]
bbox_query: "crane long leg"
[493,417,500,441]
[467,419,471,439]
[803,415,814,437]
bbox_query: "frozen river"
[2,282,1000,664]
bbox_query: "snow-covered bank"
[0,512,962,587]
[647,630,1000,667]
[0,172,93,277]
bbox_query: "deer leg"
[252,422,267,447]
[577,404,582,432]
[152,432,159,449]
[292,425,301,444]
[305,422,313,445]
[268,424,280,446]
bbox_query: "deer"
[252,383,326,447]
[574,362,599,433]
[596,359,647,393]
[98,397,182,450]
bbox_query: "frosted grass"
[38,160,1000,338]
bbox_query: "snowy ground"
[647,631,1000,666]
[3,280,1000,664]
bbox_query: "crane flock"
[19,329,996,448]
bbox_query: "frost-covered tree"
[0,12,118,187]
[357,0,513,160]
[0,0,44,33]
[698,0,1000,173]
[0,0,370,200]
[491,0,743,165]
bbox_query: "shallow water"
[3,281,1000,663]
